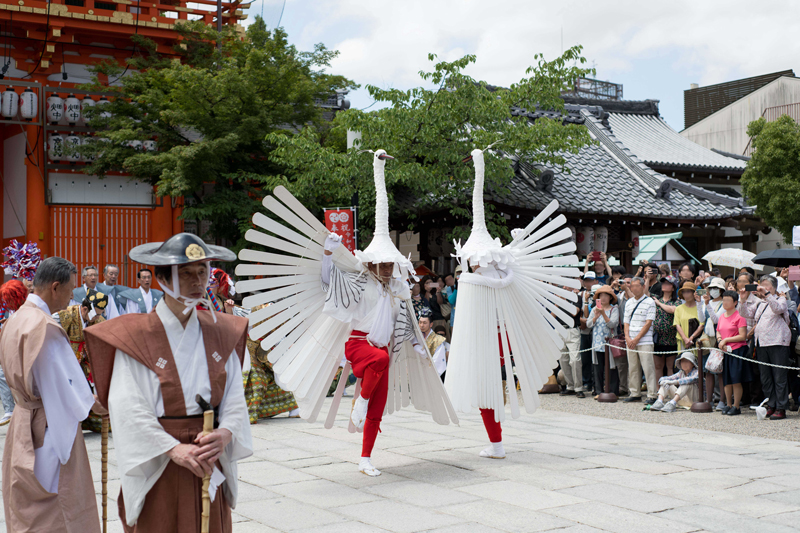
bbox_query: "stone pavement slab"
[4,397,800,532]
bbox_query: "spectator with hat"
[651,351,699,412]
[674,282,704,355]
[580,271,599,392]
[586,285,620,397]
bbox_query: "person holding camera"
[584,252,612,285]
[739,276,792,420]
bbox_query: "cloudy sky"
[248,0,797,131]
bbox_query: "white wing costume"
[445,147,582,422]
[234,151,458,433]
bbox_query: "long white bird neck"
[373,155,390,237]
[471,149,487,232]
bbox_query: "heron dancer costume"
[84,233,253,532]
[445,146,581,459]
[235,150,458,476]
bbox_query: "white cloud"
[244,0,799,124]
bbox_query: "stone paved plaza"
[5,397,800,532]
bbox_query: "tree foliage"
[741,115,800,242]
[267,47,595,242]
[81,17,356,247]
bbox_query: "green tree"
[267,47,595,243]
[81,17,356,247]
[741,115,800,242]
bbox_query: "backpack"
[788,310,800,356]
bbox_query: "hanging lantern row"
[1,87,38,121]
[47,133,157,163]
[569,225,640,258]
[45,94,111,125]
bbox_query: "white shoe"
[359,457,381,476]
[650,399,665,411]
[351,396,369,430]
[715,401,726,411]
[0,412,11,426]
[662,401,677,413]
[479,443,506,459]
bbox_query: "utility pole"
[216,0,222,49]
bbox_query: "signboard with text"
[324,209,355,252]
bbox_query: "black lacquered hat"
[129,232,236,266]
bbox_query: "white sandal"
[359,457,381,476]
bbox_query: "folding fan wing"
[234,186,360,423]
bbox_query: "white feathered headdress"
[354,149,416,280]
[455,143,515,269]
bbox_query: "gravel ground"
[538,392,800,442]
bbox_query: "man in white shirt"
[85,233,252,532]
[623,277,657,404]
[118,268,164,314]
[419,314,447,381]
[0,257,101,532]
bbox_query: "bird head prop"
[454,140,515,270]
[353,149,416,282]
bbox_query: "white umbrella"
[702,249,763,271]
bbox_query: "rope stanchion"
[567,343,799,370]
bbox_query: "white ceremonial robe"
[108,299,253,526]
[27,294,95,493]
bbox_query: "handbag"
[705,349,724,374]
[440,301,452,320]
[609,336,627,359]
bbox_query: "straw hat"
[594,285,618,305]
[679,282,697,297]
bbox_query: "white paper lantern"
[65,134,82,162]
[48,133,65,160]
[143,140,157,152]
[631,230,640,258]
[96,96,111,118]
[64,94,81,125]
[80,96,95,122]
[46,95,64,123]
[594,226,608,253]
[127,140,143,151]
[576,226,594,257]
[1,88,18,119]
[20,88,37,120]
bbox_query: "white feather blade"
[252,212,325,255]
[238,248,320,268]
[273,186,332,235]
[510,200,560,246]
[236,274,318,294]
[244,229,320,260]
[262,195,323,242]
[240,280,319,310]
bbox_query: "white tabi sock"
[351,396,369,430]
[359,457,381,476]
[479,441,506,459]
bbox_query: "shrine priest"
[85,233,253,532]
[0,257,101,532]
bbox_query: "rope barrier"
[565,342,800,370]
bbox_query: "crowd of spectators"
[557,252,800,420]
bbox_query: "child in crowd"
[651,351,699,412]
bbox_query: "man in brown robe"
[85,233,252,533]
[0,257,101,533]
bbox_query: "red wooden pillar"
[25,123,49,257]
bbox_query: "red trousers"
[480,409,503,443]
[345,331,390,457]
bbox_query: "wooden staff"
[101,415,109,533]
[201,409,214,533]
